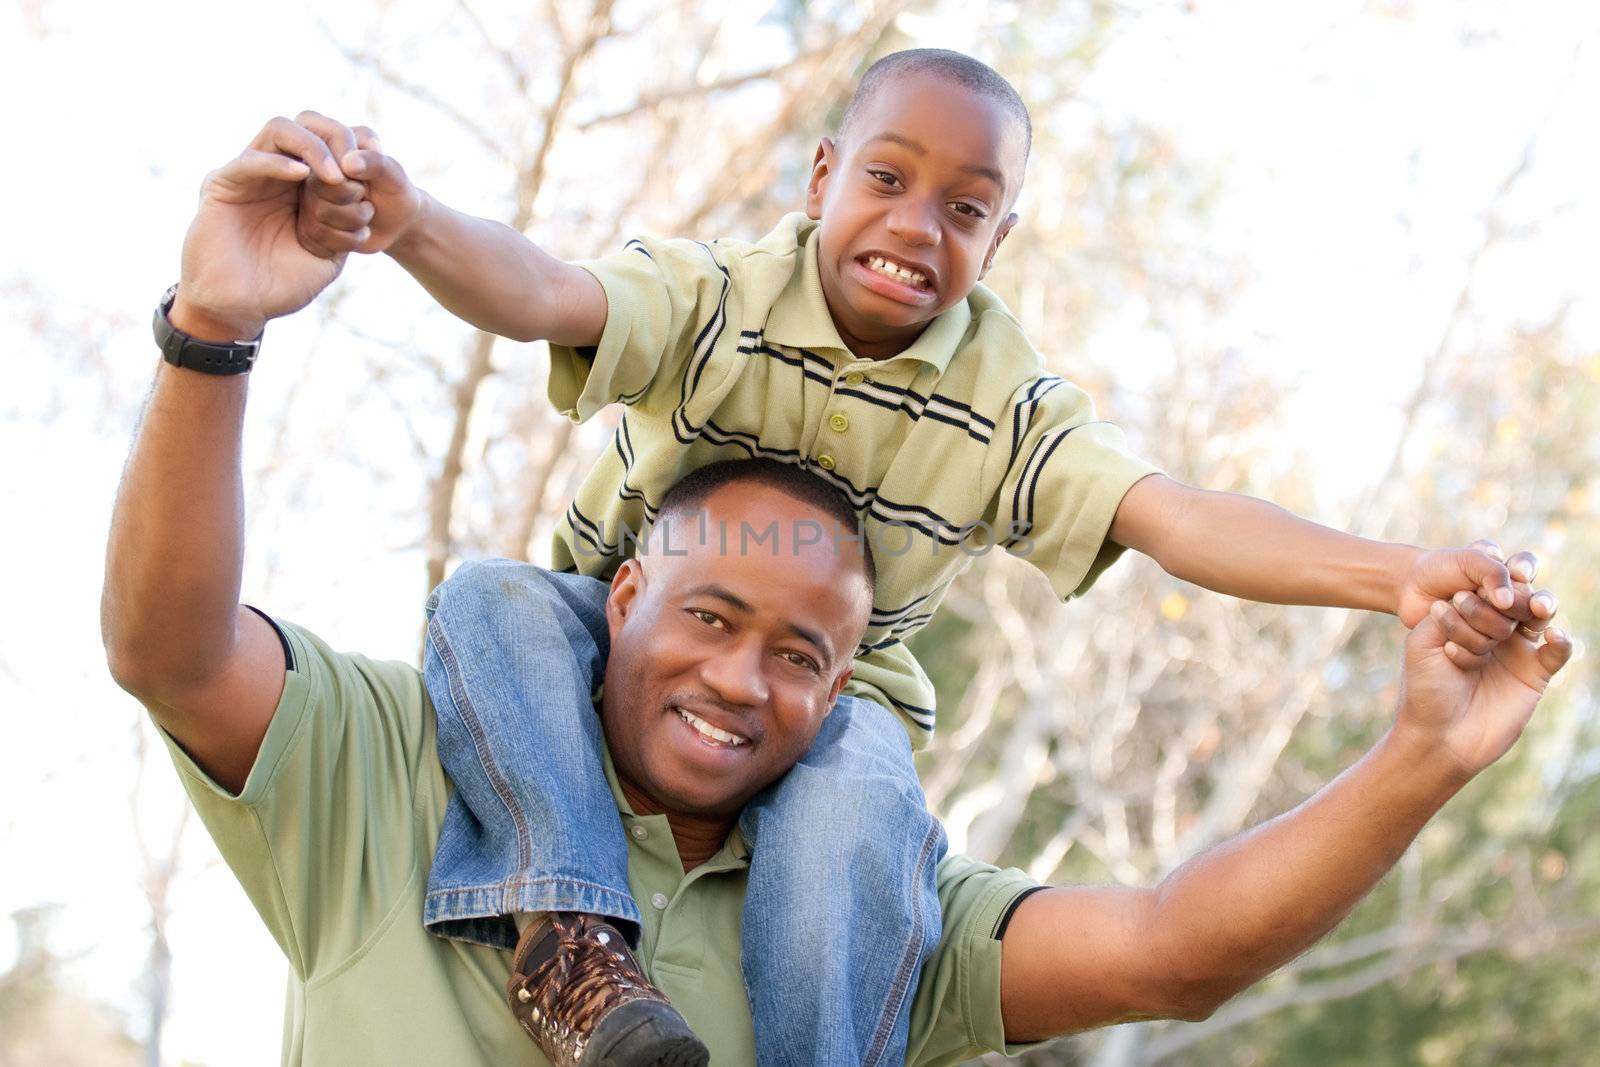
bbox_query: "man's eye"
[782,651,819,673]
[868,170,900,188]
[690,609,725,629]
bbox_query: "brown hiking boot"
[506,912,709,1067]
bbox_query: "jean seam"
[426,613,533,877]
[862,817,943,1067]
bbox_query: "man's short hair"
[837,48,1032,161]
[656,458,876,589]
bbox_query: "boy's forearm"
[388,193,605,346]
[1115,477,1418,614]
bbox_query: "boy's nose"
[885,200,940,247]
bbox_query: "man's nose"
[698,638,770,708]
[885,198,940,247]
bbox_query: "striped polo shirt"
[547,213,1159,745]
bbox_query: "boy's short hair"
[837,48,1032,160]
[657,458,877,590]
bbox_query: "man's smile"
[673,704,751,748]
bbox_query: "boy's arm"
[997,587,1572,1040]
[1108,474,1535,625]
[293,113,606,347]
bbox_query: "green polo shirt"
[546,213,1160,744]
[157,620,1042,1066]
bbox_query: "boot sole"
[587,999,710,1067]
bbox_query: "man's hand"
[173,116,371,340]
[1395,576,1573,780]
[1395,539,1540,628]
[292,113,426,258]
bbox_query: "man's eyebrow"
[688,583,836,665]
[863,132,1006,191]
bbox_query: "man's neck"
[618,778,737,873]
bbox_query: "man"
[101,119,1572,1066]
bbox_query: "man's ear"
[805,138,837,221]
[824,666,853,711]
[605,559,645,640]
[979,212,1019,279]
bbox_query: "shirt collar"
[763,217,972,374]
[602,734,751,869]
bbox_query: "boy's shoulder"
[614,213,812,310]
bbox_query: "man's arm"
[1109,474,1541,626]
[102,118,364,793]
[996,585,1572,1041]
[291,112,606,346]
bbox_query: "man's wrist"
[168,295,265,345]
[1377,721,1475,798]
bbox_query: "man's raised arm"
[997,582,1573,1042]
[101,117,364,793]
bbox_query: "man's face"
[600,484,873,818]
[806,70,1026,358]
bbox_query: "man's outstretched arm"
[997,587,1573,1041]
[102,118,363,793]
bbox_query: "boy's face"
[806,71,1026,358]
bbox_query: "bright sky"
[3,2,1597,1064]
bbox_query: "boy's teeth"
[867,256,927,288]
[677,707,747,746]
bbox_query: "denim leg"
[422,559,640,950]
[738,696,946,1067]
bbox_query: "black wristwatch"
[152,285,262,375]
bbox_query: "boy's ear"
[805,138,837,220]
[979,212,1019,279]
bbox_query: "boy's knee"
[434,559,565,616]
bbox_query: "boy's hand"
[293,112,425,258]
[1394,577,1572,781]
[1396,541,1534,628]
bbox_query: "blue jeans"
[422,560,946,1067]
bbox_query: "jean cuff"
[424,879,643,950]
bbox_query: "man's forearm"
[1142,727,1463,1013]
[388,193,604,346]
[1127,479,1418,614]
[102,307,253,698]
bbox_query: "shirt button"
[630,825,647,841]
[828,413,850,433]
[816,454,836,471]
[844,371,866,387]
[650,892,670,910]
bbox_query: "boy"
[296,50,1534,1067]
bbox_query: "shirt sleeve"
[151,619,436,981]
[547,236,736,423]
[987,376,1163,600]
[906,854,1047,1066]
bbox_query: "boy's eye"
[689,609,726,630]
[867,170,901,188]
[952,202,987,219]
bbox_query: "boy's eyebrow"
[863,132,1007,192]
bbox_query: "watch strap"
[153,285,261,375]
